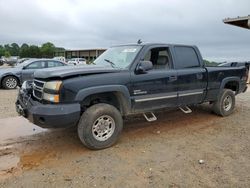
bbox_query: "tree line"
[0,42,65,58]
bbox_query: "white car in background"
[53,56,66,62]
[67,58,87,65]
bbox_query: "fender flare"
[219,76,240,93]
[75,85,131,115]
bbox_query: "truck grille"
[33,79,45,100]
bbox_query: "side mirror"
[136,61,153,74]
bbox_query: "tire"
[212,89,235,117]
[2,76,18,89]
[77,103,123,150]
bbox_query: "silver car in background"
[0,59,66,89]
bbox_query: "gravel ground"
[0,64,18,119]
[0,88,249,187]
[0,89,18,119]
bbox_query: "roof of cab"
[112,42,196,48]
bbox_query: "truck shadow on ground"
[0,103,222,177]
[24,104,217,149]
[5,103,218,152]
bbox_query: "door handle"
[169,75,177,82]
[196,73,203,80]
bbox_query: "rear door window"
[174,46,200,69]
[47,61,64,68]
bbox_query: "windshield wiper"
[104,59,116,68]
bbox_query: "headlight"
[42,81,62,103]
[44,81,62,91]
[43,93,60,103]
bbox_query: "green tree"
[28,45,41,58]
[40,42,55,58]
[4,51,11,58]
[0,45,5,57]
[204,59,219,67]
[19,43,30,58]
[10,43,20,56]
[4,44,11,54]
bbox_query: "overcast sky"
[0,0,249,62]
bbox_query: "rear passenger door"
[173,46,207,105]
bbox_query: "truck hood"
[34,65,121,79]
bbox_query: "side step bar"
[179,106,192,114]
[143,112,157,122]
[143,106,192,122]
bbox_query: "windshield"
[94,46,142,69]
[15,59,35,67]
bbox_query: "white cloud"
[0,0,249,61]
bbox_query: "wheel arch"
[0,74,21,88]
[220,77,240,94]
[75,85,131,115]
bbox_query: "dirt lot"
[0,88,250,187]
[0,65,19,119]
[0,90,18,119]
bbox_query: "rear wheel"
[2,76,18,89]
[77,103,123,150]
[212,89,235,116]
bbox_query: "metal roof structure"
[223,15,250,29]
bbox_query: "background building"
[54,49,106,62]
[223,15,250,29]
[223,15,250,83]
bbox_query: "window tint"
[26,61,46,69]
[143,47,171,70]
[47,61,64,68]
[174,47,200,69]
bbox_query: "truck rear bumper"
[239,80,248,93]
[16,92,81,128]
[242,85,248,93]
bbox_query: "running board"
[179,106,192,114]
[143,112,157,122]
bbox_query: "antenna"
[137,39,142,44]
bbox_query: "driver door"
[130,47,178,112]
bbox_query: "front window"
[26,61,46,69]
[94,46,142,69]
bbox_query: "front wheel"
[2,76,18,89]
[77,103,123,150]
[212,89,235,117]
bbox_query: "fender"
[219,76,240,93]
[75,85,132,115]
[0,73,21,85]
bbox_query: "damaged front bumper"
[16,83,80,128]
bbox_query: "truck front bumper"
[16,91,81,129]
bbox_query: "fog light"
[43,93,59,103]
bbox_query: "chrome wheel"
[223,95,232,111]
[5,77,17,89]
[92,115,115,141]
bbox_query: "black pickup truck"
[16,43,248,149]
